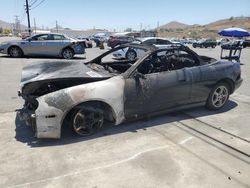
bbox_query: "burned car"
[19,44,242,139]
[0,33,85,59]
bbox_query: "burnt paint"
[124,69,192,119]
[44,90,74,112]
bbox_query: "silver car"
[0,33,85,59]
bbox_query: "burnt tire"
[62,48,74,59]
[71,107,104,137]
[8,46,23,58]
[206,82,230,110]
[126,50,137,60]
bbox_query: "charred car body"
[19,44,242,139]
[0,33,85,59]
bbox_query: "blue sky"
[0,0,249,31]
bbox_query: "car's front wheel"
[72,108,104,136]
[62,48,74,59]
[8,46,23,57]
[206,83,230,110]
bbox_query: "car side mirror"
[134,70,146,79]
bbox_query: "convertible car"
[18,44,242,139]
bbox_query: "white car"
[112,37,173,60]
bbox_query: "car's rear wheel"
[72,108,104,136]
[62,48,74,59]
[8,46,23,57]
[126,50,137,60]
[206,83,230,110]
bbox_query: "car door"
[124,50,193,119]
[26,34,49,55]
[45,34,65,56]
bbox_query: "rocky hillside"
[157,17,250,39]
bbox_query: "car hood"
[20,61,111,87]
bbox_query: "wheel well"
[216,78,235,94]
[7,45,23,55]
[61,101,116,135]
[61,46,74,55]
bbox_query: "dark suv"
[107,36,135,48]
[192,39,217,48]
[243,39,250,48]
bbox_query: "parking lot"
[0,37,250,188]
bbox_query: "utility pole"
[14,15,20,35]
[25,0,31,35]
[33,18,36,34]
[56,20,58,33]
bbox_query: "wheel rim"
[63,49,73,59]
[73,109,103,136]
[127,51,136,60]
[212,86,228,108]
[10,47,20,57]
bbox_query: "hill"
[157,16,250,39]
[0,19,27,30]
[158,21,189,29]
[206,17,250,30]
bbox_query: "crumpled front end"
[19,76,125,139]
[72,42,85,54]
[17,108,37,135]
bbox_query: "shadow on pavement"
[15,100,238,147]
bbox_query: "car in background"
[0,33,85,59]
[21,34,30,40]
[192,39,217,48]
[217,38,230,45]
[107,35,135,48]
[242,39,250,48]
[77,37,93,48]
[112,37,173,60]
[221,40,244,49]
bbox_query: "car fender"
[35,76,125,138]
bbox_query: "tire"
[71,107,104,136]
[62,48,74,59]
[206,82,230,110]
[212,45,216,48]
[193,45,196,48]
[8,46,23,58]
[126,50,137,60]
